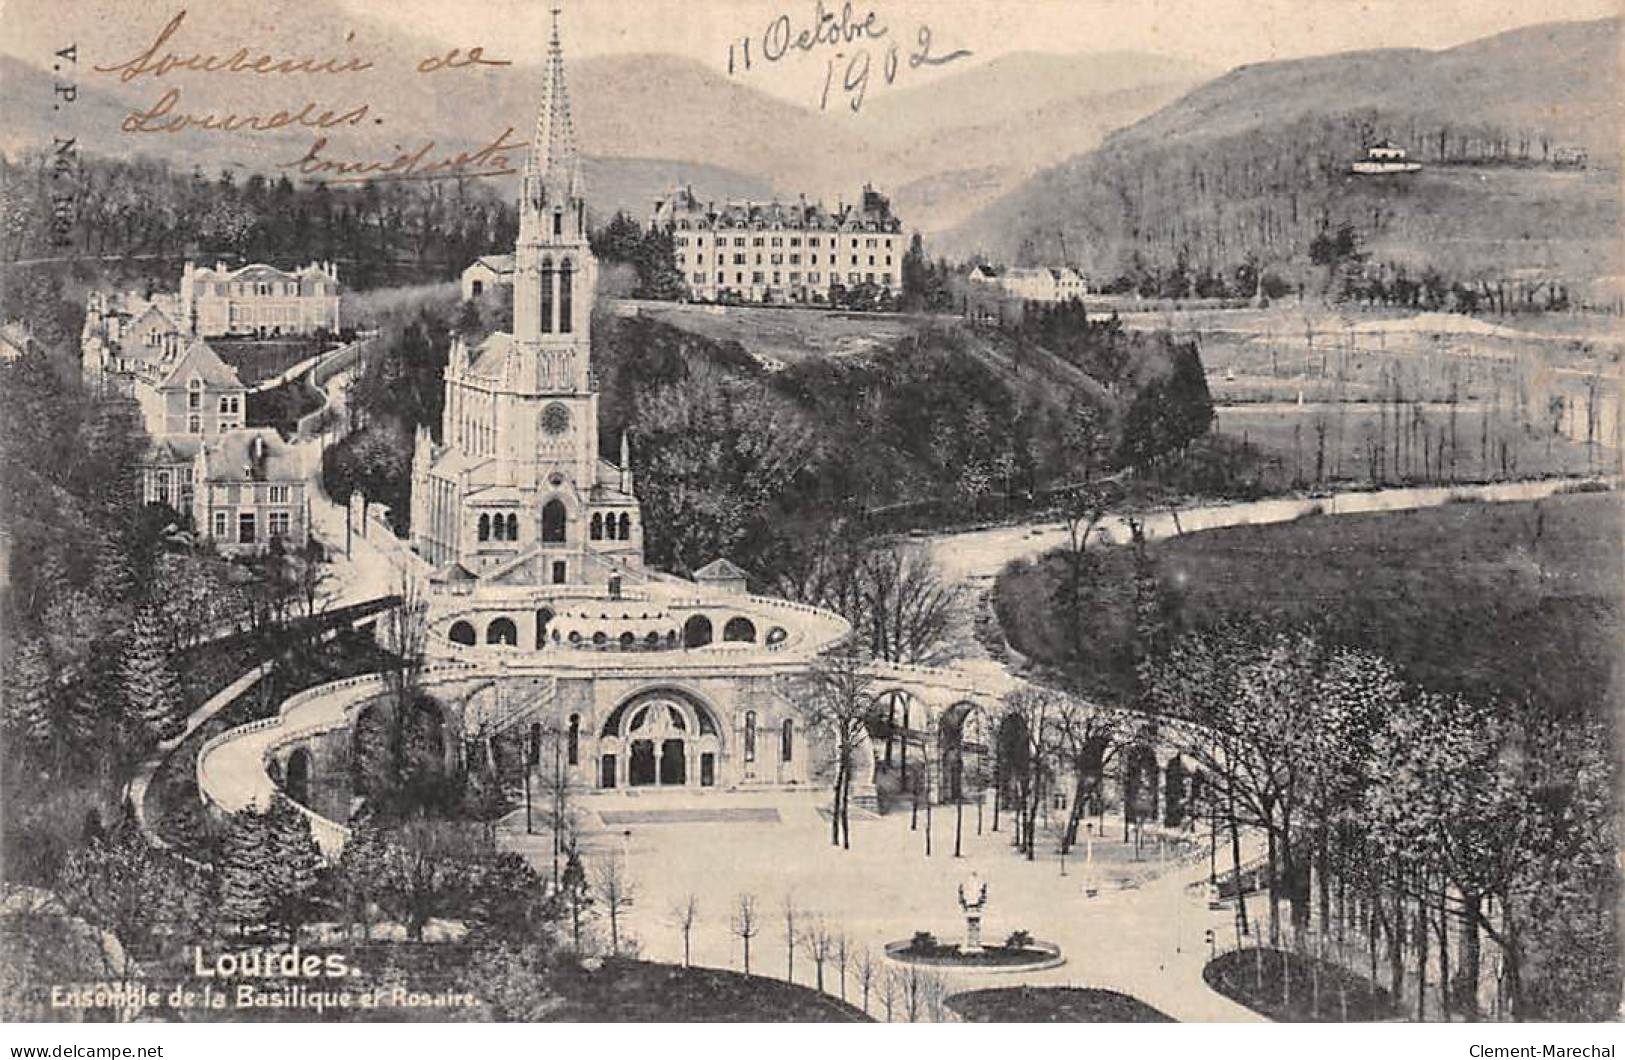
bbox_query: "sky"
[341,0,1620,105]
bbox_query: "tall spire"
[523,8,582,211]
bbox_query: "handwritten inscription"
[92,10,374,81]
[278,127,524,185]
[88,8,518,185]
[727,0,972,113]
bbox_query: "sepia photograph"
[0,0,1619,1041]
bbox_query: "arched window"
[539,257,555,334]
[486,617,518,645]
[542,499,566,543]
[683,614,713,648]
[744,710,757,763]
[590,513,603,540]
[478,513,490,541]
[449,620,477,645]
[559,260,574,334]
[505,513,518,540]
[723,617,757,643]
[617,513,631,540]
[567,714,580,766]
[782,718,794,763]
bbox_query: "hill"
[995,491,1625,721]
[940,17,1623,281]
[0,0,1198,233]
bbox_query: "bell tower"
[513,9,596,399]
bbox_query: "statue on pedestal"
[956,870,989,954]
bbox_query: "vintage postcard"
[0,0,1620,1037]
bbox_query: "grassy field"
[1204,948,1396,1023]
[947,986,1174,1022]
[1214,402,1608,486]
[214,338,335,387]
[995,491,1623,720]
[546,959,869,1022]
[618,300,930,368]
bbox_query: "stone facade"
[650,184,906,304]
[411,19,639,590]
[181,260,341,337]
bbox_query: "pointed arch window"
[782,719,794,763]
[539,257,555,334]
[542,499,566,543]
[744,710,757,763]
[590,513,603,540]
[618,513,631,540]
[559,259,574,334]
[505,513,518,541]
[478,513,490,541]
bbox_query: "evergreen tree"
[900,233,929,312]
[218,809,274,937]
[634,228,686,301]
[120,606,186,745]
[1165,341,1215,453]
[559,847,593,951]
[336,815,389,940]
[5,636,56,755]
[267,799,324,944]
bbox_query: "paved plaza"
[499,788,1266,1022]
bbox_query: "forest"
[1,151,518,289]
[987,490,1620,1020]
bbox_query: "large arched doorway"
[722,616,757,643]
[599,691,720,789]
[486,617,518,645]
[682,614,713,648]
[285,747,312,806]
[448,620,476,646]
[626,702,687,787]
[541,499,566,543]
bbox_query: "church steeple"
[511,6,596,394]
[521,9,583,223]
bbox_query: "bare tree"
[782,893,800,982]
[855,946,876,1014]
[1054,695,1123,852]
[999,686,1062,859]
[591,853,637,956]
[903,963,924,1022]
[859,545,962,665]
[834,933,850,1002]
[670,893,700,968]
[797,650,877,849]
[922,969,949,1022]
[377,569,429,784]
[729,893,761,974]
[878,965,900,1022]
[800,915,835,993]
[533,718,582,889]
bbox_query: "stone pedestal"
[963,914,984,955]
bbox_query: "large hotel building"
[649,185,906,304]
